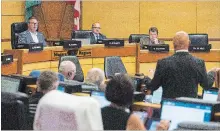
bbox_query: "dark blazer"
[18,30,46,46]
[90,32,107,44]
[149,52,215,99]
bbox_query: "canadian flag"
[66,0,80,30]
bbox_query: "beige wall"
[82,1,220,43]
[1,1,25,52]
[1,1,220,52]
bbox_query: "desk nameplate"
[77,48,92,57]
[52,50,68,60]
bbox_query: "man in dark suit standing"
[18,16,46,46]
[147,31,215,99]
[90,22,107,44]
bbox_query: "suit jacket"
[18,30,46,46]
[149,52,215,99]
[140,37,165,49]
[90,32,107,44]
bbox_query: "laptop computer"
[202,88,219,101]
[152,86,163,104]
[161,99,212,130]
[1,75,22,93]
[90,91,111,108]
[72,38,90,45]
[145,87,163,104]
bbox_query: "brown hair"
[37,70,58,91]
[149,27,158,34]
[28,16,38,22]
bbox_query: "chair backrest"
[177,121,220,130]
[29,70,41,78]
[58,73,65,82]
[11,22,28,49]
[104,56,127,79]
[34,90,103,130]
[71,30,92,39]
[59,56,84,82]
[1,92,29,130]
[189,34,208,46]
[128,34,149,43]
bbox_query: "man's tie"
[96,34,99,40]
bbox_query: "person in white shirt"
[18,16,46,46]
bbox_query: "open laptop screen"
[161,99,212,130]
[90,91,111,108]
[72,38,90,45]
[1,76,21,93]
[203,89,218,101]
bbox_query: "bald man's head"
[173,31,190,51]
[92,22,101,34]
[59,61,76,80]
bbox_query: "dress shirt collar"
[175,49,189,53]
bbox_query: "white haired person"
[34,90,103,130]
[58,61,76,80]
[85,68,106,92]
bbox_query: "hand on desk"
[156,120,170,130]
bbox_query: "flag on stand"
[66,0,80,30]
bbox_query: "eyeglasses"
[29,22,38,25]
[93,27,101,29]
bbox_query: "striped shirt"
[28,92,44,129]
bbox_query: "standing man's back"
[148,31,215,99]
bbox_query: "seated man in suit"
[140,27,165,49]
[18,16,46,46]
[90,22,107,44]
[147,31,215,99]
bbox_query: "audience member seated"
[102,74,170,130]
[34,90,103,130]
[90,22,106,44]
[58,61,76,81]
[28,70,59,129]
[140,27,165,49]
[85,68,106,92]
[18,16,46,46]
[101,74,145,130]
[147,31,215,99]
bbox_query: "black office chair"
[189,34,209,46]
[177,121,220,130]
[1,91,29,130]
[104,56,127,79]
[71,30,92,39]
[128,34,149,43]
[11,22,28,49]
[59,56,84,82]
